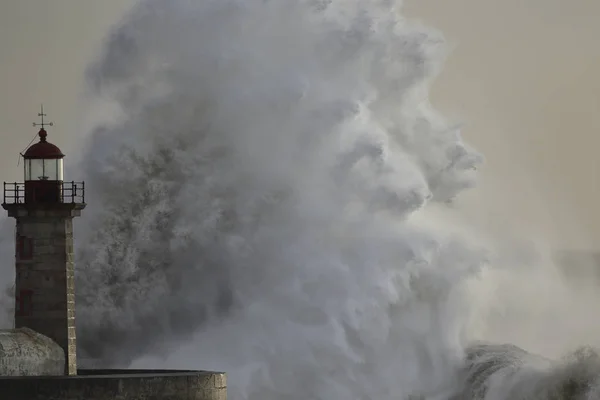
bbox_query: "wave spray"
[61,0,600,399]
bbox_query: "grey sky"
[404,0,600,249]
[0,0,598,249]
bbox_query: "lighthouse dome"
[22,128,65,159]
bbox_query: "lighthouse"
[0,109,226,399]
[2,107,85,376]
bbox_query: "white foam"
[71,1,485,398]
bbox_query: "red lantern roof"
[22,128,65,159]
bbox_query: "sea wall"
[0,369,226,400]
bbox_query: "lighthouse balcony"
[2,181,85,206]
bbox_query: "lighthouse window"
[27,159,46,180]
[16,290,33,317]
[17,235,33,260]
[25,158,62,181]
[56,158,64,180]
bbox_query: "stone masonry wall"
[13,207,81,376]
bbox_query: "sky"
[402,0,600,250]
[0,0,599,250]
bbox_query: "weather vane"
[32,104,53,129]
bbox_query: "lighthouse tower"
[2,107,85,376]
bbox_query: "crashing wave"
[71,2,484,399]
[454,344,600,400]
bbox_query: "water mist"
[71,0,483,398]
[2,0,599,399]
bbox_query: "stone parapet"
[0,369,227,400]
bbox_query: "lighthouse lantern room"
[22,126,65,203]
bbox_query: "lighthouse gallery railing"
[2,181,85,205]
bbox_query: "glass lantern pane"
[24,159,30,181]
[56,159,64,181]
[43,159,59,181]
[28,159,45,180]
[25,158,64,180]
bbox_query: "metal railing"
[2,181,85,205]
[3,182,26,204]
